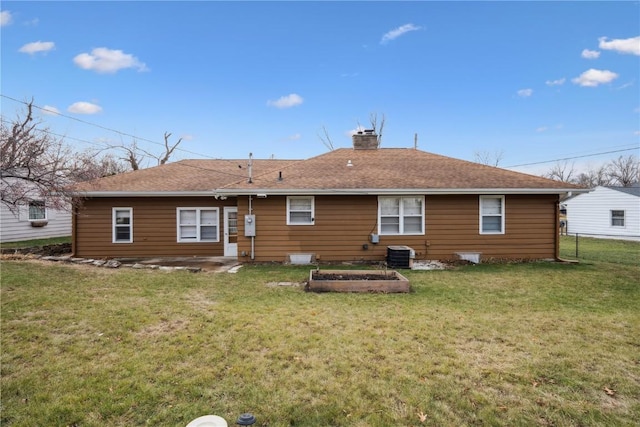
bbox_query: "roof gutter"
[213,187,591,197]
[74,187,589,198]
[72,191,216,198]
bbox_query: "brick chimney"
[352,129,378,150]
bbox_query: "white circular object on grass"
[185,415,228,427]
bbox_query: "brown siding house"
[71,131,586,263]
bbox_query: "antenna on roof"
[414,133,418,150]
[248,153,253,184]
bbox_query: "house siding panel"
[74,194,558,261]
[237,194,559,262]
[73,197,233,258]
[1,204,72,243]
[564,187,640,241]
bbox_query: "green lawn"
[560,235,640,265]
[1,253,639,426]
[0,236,71,249]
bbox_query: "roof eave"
[73,188,589,198]
[72,191,216,198]
[214,187,590,196]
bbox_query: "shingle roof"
[73,148,584,195]
[72,159,297,193]
[220,148,584,193]
[609,183,640,197]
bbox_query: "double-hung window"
[378,196,424,235]
[480,195,505,234]
[287,196,314,225]
[113,208,133,243]
[177,208,219,242]
[28,200,46,221]
[611,210,625,227]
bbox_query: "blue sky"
[2,1,639,175]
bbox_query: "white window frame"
[176,207,220,242]
[112,207,133,243]
[611,210,625,227]
[479,195,505,235]
[28,200,47,221]
[287,196,315,225]
[378,196,425,236]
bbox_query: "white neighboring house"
[0,179,72,243]
[564,184,640,241]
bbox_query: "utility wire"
[0,116,113,150]
[0,116,252,180]
[1,94,264,177]
[505,147,639,168]
[5,93,637,175]
[1,94,221,160]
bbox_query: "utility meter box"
[244,214,256,237]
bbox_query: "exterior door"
[224,207,238,257]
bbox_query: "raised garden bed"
[307,269,410,293]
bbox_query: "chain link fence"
[559,234,640,265]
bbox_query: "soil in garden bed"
[312,273,400,281]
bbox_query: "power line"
[5,93,637,176]
[505,147,639,168]
[1,93,267,178]
[1,94,219,160]
[0,117,112,150]
[0,114,251,180]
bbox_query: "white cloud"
[536,124,563,133]
[545,78,565,86]
[41,105,60,115]
[68,101,102,114]
[18,41,55,55]
[0,10,12,26]
[517,88,533,97]
[616,81,634,90]
[346,126,366,137]
[598,36,640,56]
[288,133,302,141]
[581,49,600,59]
[381,23,422,44]
[266,93,303,109]
[73,47,148,73]
[572,69,619,87]
[634,130,640,136]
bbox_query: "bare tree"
[544,161,576,183]
[119,139,145,171]
[369,112,385,146]
[1,100,80,213]
[158,132,183,165]
[473,149,505,167]
[317,125,334,151]
[607,154,639,186]
[116,132,184,170]
[71,151,129,181]
[574,164,611,188]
